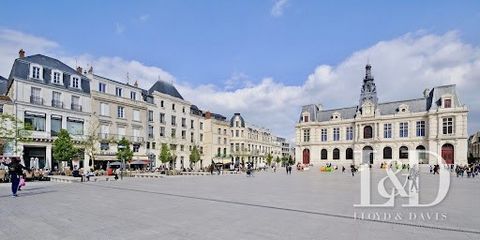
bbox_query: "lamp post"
[118,145,125,180]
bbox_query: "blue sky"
[2,0,479,86]
[1,1,480,140]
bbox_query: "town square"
[1,1,480,239]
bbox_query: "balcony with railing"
[51,100,64,108]
[71,104,82,112]
[30,96,44,105]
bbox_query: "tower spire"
[359,64,378,107]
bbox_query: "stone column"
[46,145,52,170]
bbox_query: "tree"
[288,155,294,165]
[0,113,30,155]
[80,121,100,171]
[159,143,172,169]
[52,129,78,165]
[266,153,273,166]
[275,156,281,165]
[189,145,201,170]
[116,137,133,166]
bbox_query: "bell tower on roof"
[359,64,378,107]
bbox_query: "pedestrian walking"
[350,164,356,177]
[408,164,419,192]
[0,157,30,197]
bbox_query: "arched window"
[346,148,353,160]
[416,145,427,164]
[321,149,328,160]
[383,147,392,159]
[364,126,373,139]
[333,148,340,160]
[399,146,409,159]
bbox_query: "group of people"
[455,164,480,178]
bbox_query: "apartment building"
[202,111,230,166]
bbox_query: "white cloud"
[0,28,479,143]
[271,0,289,17]
[115,23,125,34]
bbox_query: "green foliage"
[189,145,201,164]
[52,129,78,163]
[288,155,294,165]
[266,153,273,166]
[0,114,31,155]
[116,137,133,163]
[159,143,172,164]
[275,156,281,164]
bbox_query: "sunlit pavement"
[1,169,479,240]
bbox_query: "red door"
[303,149,310,165]
[441,144,454,164]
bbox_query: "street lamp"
[118,145,125,180]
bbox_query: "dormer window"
[130,91,136,100]
[30,65,42,80]
[398,104,409,113]
[444,98,452,108]
[303,116,309,122]
[51,70,63,84]
[331,112,341,120]
[116,87,122,97]
[70,76,81,89]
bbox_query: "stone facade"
[295,65,469,167]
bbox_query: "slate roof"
[8,54,91,94]
[0,75,8,95]
[230,113,246,127]
[301,84,462,123]
[148,80,184,100]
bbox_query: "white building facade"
[295,65,469,167]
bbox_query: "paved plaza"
[1,169,479,240]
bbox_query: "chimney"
[205,111,212,119]
[134,80,138,87]
[76,66,83,74]
[19,49,25,58]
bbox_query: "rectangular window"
[399,122,409,138]
[32,66,41,79]
[148,110,154,122]
[98,82,106,93]
[51,116,62,136]
[117,127,126,137]
[71,96,81,111]
[217,137,221,144]
[172,103,175,111]
[384,123,392,139]
[148,126,154,139]
[100,142,109,151]
[0,104,3,114]
[346,127,353,140]
[224,138,227,145]
[71,77,80,88]
[191,120,194,129]
[236,130,239,137]
[218,128,221,134]
[30,87,42,105]
[133,144,140,153]
[24,113,45,131]
[130,91,136,100]
[171,128,176,138]
[416,121,426,137]
[115,87,122,97]
[333,128,340,141]
[190,132,194,143]
[52,92,62,108]
[200,133,203,142]
[117,106,125,118]
[133,110,140,121]
[160,100,164,107]
[171,116,176,126]
[444,99,452,108]
[52,72,61,84]
[181,118,186,127]
[100,125,109,137]
[159,113,165,124]
[67,118,84,135]
[303,129,310,142]
[200,122,203,130]
[100,103,109,116]
[442,117,454,135]
[160,127,165,137]
[182,130,186,139]
[321,129,327,142]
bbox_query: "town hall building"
[295,64,469,166]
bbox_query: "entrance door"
[362,146,374,164]
[303,149,310,165]
[441,144,454,164]
[23,146,46,169]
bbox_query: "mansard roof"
[8,54,91,94]
[148,80,184,100]
[301,84,462,123]
[0,75,7,95]
[230,113,246,127]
